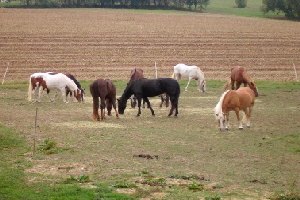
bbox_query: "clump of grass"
[38,139,59,155]
[188,182,204,191]
[63,174,92,184]
[112,182,137,188]
[205,194,221,200]
[142,178,166,186]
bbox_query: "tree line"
[18,0,300,20]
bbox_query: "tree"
[261,0,300,19]
[235,0,247,8]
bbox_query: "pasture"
[0,8,300,199]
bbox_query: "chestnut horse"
[118,78,180,117]
[90,79,119,121]
[223,66,258,97]
[214,87,256,131]
[129,68,144,108]
[28,72,81,103]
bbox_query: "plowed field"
[1,8,300,82]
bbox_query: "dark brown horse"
[90,79,119,121]
[129,68,144,108]
[223,66,258,97]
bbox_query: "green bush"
[235,0,247,8]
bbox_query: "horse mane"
[214,90,230,119]
[66,74,82,89]
[63,74,78,92]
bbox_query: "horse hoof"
[239,127,244,130]
[247,126,250,128]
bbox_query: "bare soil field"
[0,8,300,199]
[1,8,300,81]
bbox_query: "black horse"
[117,78,180,117]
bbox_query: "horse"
[129,68,144,108]
[90,79,119,121]
[117,78,180,117]
[65,73,85,102]
[173,63,206,92]
[28,72,81,103]
[214,87,256,131]
[223,66,258,97]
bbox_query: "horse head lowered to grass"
[173,63,206,92]
[214,87,256,131]
[223,66,258,97]
[118,78,180,117]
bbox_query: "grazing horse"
[65,73,85,102]
[214,87,256,131]
[28,72,81,103]
[173,63,206,92]
[90,79,119,121]
[129,68,144,108]
[223,66,258,97]
[118,78,180,117]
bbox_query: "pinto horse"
[129,68,144,108]
[173,63,206,92]
[223,66,258,97]
[118,78,180,117]
[28,72,81,103]
[214,87,256,131]
[90,79,119,121]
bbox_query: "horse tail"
[223,78,231,91]
[28,76,32,101]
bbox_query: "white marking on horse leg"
[185,78,191,91]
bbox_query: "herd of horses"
[27,64,258,131]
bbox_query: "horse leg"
[136,98,142,116]
[92,97,100,121]
[100,98,106,120]
[168,96,178,117]
[165,94,170,107]
[106,100,112,116]
[130,95,136,108]
[185,77,192,91]
[112,99,120,119]
[236,82,242,90]
[224,112,230,130]
[246,107,252,128]
[231,79,235,90]
[235,108,243,130]
[144,97,155,116]
[60,88,68,103]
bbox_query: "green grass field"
[1,80,299,199]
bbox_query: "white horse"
[173,63,206,92]
[28,72,80,103]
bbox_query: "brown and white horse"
[28,72,81,103]
[223,66,258,97]
[90,79,119,121]
[214,87,256,131]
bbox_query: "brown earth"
[1,8,300,82]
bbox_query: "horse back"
[230,66,245,82]
[90,79,116,99]
[236,87,255,108]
